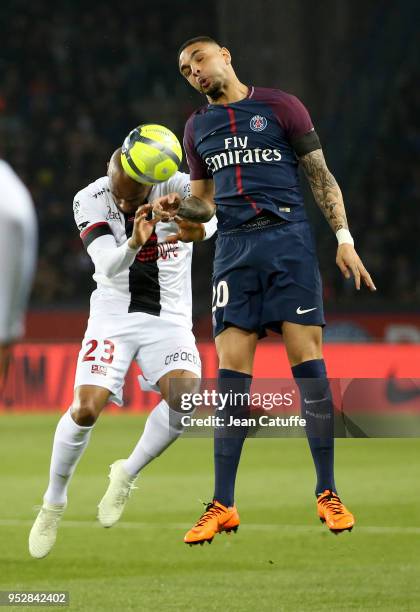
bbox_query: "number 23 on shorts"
[82,339,115,364]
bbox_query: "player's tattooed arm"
[299,149,348,233]
[300,149,376,291]
[152,193,214,223]
[179,178,216,223]
[151,180,216,223]
[177,196,215,223]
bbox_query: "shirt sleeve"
[74,188,140,277]
[183,114,212,180]
[87,234,140,278]
[164,171,191,199]
[73,190,113,249]
[272,93,315,141]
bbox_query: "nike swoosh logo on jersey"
[296,306,317,315]
[303,397,329,405]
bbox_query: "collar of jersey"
[207,85,254,108]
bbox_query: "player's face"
[179,43,230,99]
[109,172,151,215]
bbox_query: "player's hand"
[336,244,376,291]
[128,204,158,249]
[151,192,182,221]
[165,218,205,243]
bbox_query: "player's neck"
[207,80,249,105]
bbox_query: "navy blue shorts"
[212,220,325,338]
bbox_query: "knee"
[290,350,322,367]
[217,346,251,373]
[71,399,100,426]
[164,377,201,413]
[283,323,323,367]
[288,339,323,367]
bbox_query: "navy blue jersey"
[184,86,315,231]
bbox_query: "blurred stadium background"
[1,2,419,610]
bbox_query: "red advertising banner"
[1,343,419,412]
[323,313,420,343]
[25,311,420,342]
[193,313,420,343]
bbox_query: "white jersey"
[0,161,37,343]
[73,172,217,328]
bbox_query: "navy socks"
[292,359,336,495]
[213,369,252,507]
[213,361,335,504]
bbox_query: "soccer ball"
[121,123,182,185]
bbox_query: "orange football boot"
[184,500,240,546]
[317,489,355,534]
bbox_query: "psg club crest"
[250,115,267,132]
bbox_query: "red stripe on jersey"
[225,106,261,213]
[80,221,109,240]
[235,165,244,194]
[226,106,237,134]
[245,195,261,213]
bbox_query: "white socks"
[43,400,186,503]
[44,408,93,505]
[124,399,185,477]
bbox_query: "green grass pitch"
[1,414,419,611]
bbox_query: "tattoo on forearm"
[178,196,214,223]
[300,149,348,233]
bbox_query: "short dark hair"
[177,36,221,61]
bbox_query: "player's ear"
[220,47,231,65]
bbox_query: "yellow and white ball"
[121,123,182,184]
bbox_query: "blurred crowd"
[0,1,215,313]
[316,68,420,306]
[359,69,420,303]
[0,2,418,315]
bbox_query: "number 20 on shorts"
[212,280,229,313]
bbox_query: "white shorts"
[74,312,201,406]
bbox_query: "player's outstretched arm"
[85,204,157,279]
[300,149,376,291]
[165,219,205,243]
[299,149,347,233]
[151,180,216,223]
[164,214,218,244]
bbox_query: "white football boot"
[29,502,66,558]
[97,460,138,528]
